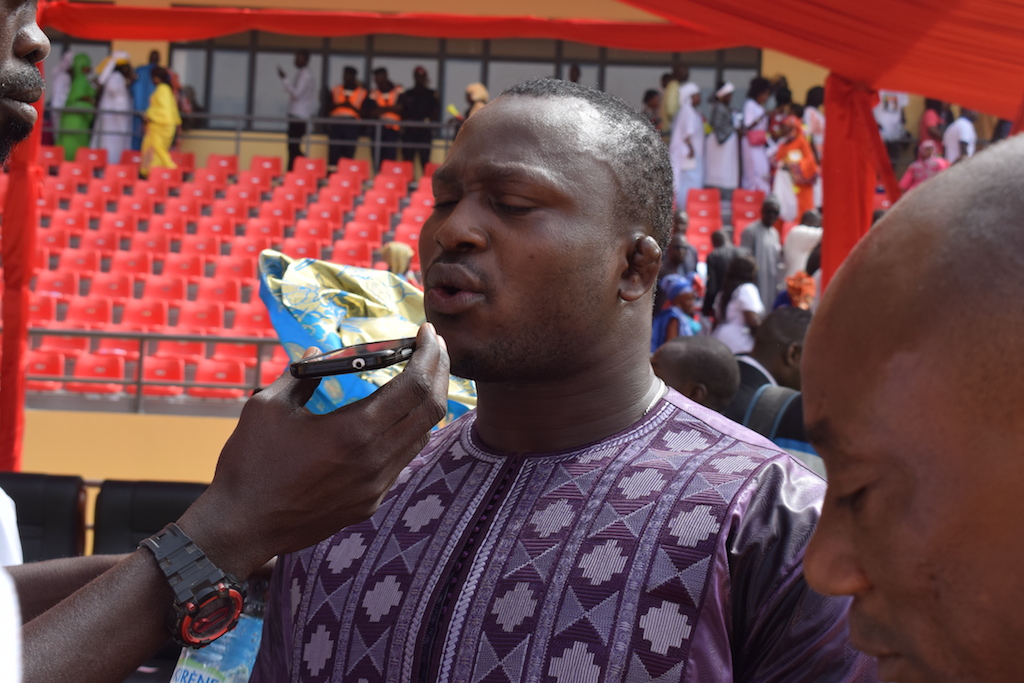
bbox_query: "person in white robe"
[705,82,739,190]
[89,52,134,164]
[669,82,704,208]
[741,76,772,194]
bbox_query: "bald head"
[801,135,1024,682]
[651,336,740,412]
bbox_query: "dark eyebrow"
[431,162,567,196]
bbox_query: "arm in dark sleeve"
[250,553,294,682]
[727,458,878,682]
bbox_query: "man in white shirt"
[277,50,316,172]
[943,108,978,163]
[783,209,823,277]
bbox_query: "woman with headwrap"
[55,53,96,162]
[704,82,739,190]
[90,52,133,164]
[773,115,819,219]
[380,241,421,288]
[140,67,181,178]
[899,140,950,192]
[668,82,704,207]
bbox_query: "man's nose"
[803,508,871,598]
[429,199,488,254]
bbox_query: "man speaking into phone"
[253,80,875,682]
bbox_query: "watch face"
[182,586,244,646]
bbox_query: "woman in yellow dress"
[140,67,181,178]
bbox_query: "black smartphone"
[289,338,417,379]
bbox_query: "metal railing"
[19,327,284,413]
[43,107,455,170]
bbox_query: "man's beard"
[0,67,45,165]
[0,115,33,165]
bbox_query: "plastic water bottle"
[168,580,267,683]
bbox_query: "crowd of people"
[47,49,189,177]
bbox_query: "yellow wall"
[22,410,235,483]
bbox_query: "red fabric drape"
[38,2,732,53]
[820,74,901,291]
[0,90,43,471]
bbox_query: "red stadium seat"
[399,207,430,225]
[362,188,401,214]
[272,185,312,208]
[116,194,154,219]
[259,201,296,224]
[33,271,79,299]
[280,238,321,260]
[195,278,241,304]
[205,154,238,176]
[109,251,154,277]
[688,219,720,241]
[149,166,184,187]
[36,326,90,357]
[211,199,249,223]
[305,202,345,228]
[161,253,207,281]
[38,145,63,169]
[241,217,283,240]
[75,147,108,170]
[249,155,283,178]
[28,295,56,327]
[63,296,112,329]
[148,214,187,239]
[99,213,138,237]
[86,177,125,204]
[95,321,149,361]
[176,301,224,334]
[152,338,206,366]
[224,185,259,210]
[352,204,389,230]
[65,353,125,394]
[291,157,326,179]
[120,150,143,166]
[49,209,87,235]
[178,181,216,205]
[57,250,101,275]
[187,359,246,399]
[87,272,134,303]
[342,221,382,243]
[129,232,171,255]
[231,235,273,258]
[35,247,51,271]
[317,186,355,211]
[25,350,65,392]
[335,159,370,184]
[393,223,422,247]
[231,302,274,337]
[407,192,434,212]
[195,216,238,239]
[214,255,257,280]
[58,162,92,187]
[122,298,169,330]
[238,170,272,195]
[292,218,332,243]
[127,356,185,396]
[212,341,260,368]
[194,166,229,191]
[180,234,223,258]
[379,160,414,184]
[139,274,187,302]
[105,164,138,186]
[330,240,373,268]
[133,179,169,204]
[327,171,362,194]
[164,196,201,223]
[37,228,70,251]
[687,188,721,207]
[41,176,74,204]
[422,161,440,178]
[170,151,195,174]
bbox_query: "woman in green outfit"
[55,53,96,162]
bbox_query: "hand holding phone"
[289,338,417,379]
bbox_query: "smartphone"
[289,338,417,379]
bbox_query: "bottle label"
[169,614,264,683]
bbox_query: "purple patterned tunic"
[252,391,876,682]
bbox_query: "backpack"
[741,384,800,440]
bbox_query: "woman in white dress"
[803,85,826,208]
[741,77,772,194]
[711,251,764,354]
[704,82,739,190]
[669,82,704,208]
[90,52,134,164]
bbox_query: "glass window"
[171,49,207,111]
[489,39,557,59]
[256,33,323,50]
[442,59,482,123]
[560,63,600,90]
[208,50,250,128]
[252,52,323,131]
[487,61,557,98]
[374,35,440,55]
[562,41,600,60]
[446,39,484,57]
[604,65,665,113]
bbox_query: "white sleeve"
[0,569,20,683]
[738,283,765,314]
[743,100,762,128]
[0,488,22,566]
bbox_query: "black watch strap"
[140,523,245,648]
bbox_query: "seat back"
[92,480,208,554]
[0,472,86,562]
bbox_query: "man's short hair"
[501,78,674,251]
[296,49,310,60]
[755,307,812,352]
[343,66,357,77]
[655,336,740,412]
[374,67,388,77]
[711,230,726,248]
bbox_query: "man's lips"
[424,263,486,315]
[0,89,42,126]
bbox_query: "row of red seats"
[25,351,284,399]
[34,270,256,304]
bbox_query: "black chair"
[92,480,208,555]
[0,472,86,563]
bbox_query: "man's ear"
[786,342,803,368]
[620,235,661,302]
[687,383,709,406]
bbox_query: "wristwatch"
[139,523,246,648]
